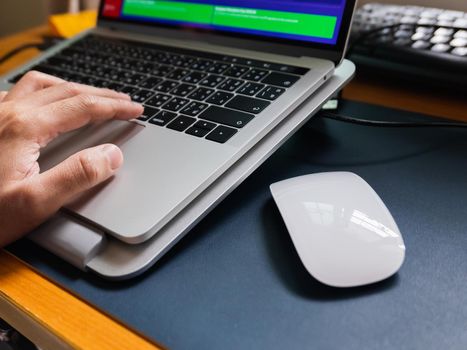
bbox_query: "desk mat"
[8,101,467,350]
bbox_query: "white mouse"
[270,172,405,288]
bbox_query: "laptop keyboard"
[9,35,309,144]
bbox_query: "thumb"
[34,144,123,213]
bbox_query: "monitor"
[100,0,352,48]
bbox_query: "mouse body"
[270,172,405,288]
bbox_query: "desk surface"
[0,25,466,350]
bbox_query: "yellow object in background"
[49,10,98,38]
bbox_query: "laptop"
[1,0,356,278]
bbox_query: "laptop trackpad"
[39,120,145,172]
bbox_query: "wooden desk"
[0,25,465,350]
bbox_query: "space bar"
[199,106,254,128]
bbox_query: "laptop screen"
[101,0,348,46]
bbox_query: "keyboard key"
[122,73,146,86]
[121,86,139,95]
[139,76,163,89]
[224,65,250,78]
[261,72,300,88]
[257,86,285,101]
[200,106,254,128]
[242,69,269,82]
[149,110,177,126]
[138,106,159,121]
[207,62,230,74]
[131,89,154,103]
[189,87,214,101]
[166,69,190,80]
[218,78,244,92]
[146,93,171,107]
[190,59,214,71]
[171,83,196,97]
[151,65,174,77]
[180,102,209,116]
[155,80,179,93]
[193,120,217,131]
[183,72,207,84]
[163,97,189,112]
[185,126,212,138]
[206,91,234,105]
[167,116,197,132]
[199,75,225,88]
[206,126,238,144]
[237,82,265,96]
[107,82,125,91]
[225,96,270,114]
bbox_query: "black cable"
[0,36,63,65]
[0,43,41,65]
[320,111,467,128]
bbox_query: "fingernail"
[102,144,122,170]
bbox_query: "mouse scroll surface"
[270,172,405,288]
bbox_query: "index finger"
[33,94,143,144]
[5,71,64,101]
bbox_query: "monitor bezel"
[97,0,357,64]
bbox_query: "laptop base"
[29,60,355,280]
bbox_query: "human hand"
[0,71,143,247]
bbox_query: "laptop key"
[225,65,250,78]
[146,93,171,107]
[190,59,214,71]
[167,116,197,132]
[180,102,209,116]
[138,106,159,121]
[131,89,154,103]
[120,86,140,95]
[166,69,191,81]
[218,78,244,92]
[205,91,234,105]
[199,106,254,128]
[155,80,179,93]
[149,110,177,126]
[151,65,174,77]
[193,120,217,131]
[185,126,212,138]
[183,72,207,84]
[207,63,230,74]
[261,72,300,88]
[189,87,215,101]
[171,83,196,97]
[163,97,189,112]
[139,77,163,89]
[237,82,265,96]
[206,126,238,144]
[199,75,225,88]
[257,86,285,101]
[242,69,269,82]
[225,96,270,114]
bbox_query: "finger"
[30,144,123,216]
[4,71,64,101]
[18,81,131,108]
[0,91,8,102]
[34,94,143,141]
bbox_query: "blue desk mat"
[8,101,467,350]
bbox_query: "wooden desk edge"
[0,251,162,350]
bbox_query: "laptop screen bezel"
[97,0,357,64]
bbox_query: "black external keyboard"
[350,3,467,89]
[9,35,309,144]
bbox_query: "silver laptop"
[1,0,356,277]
